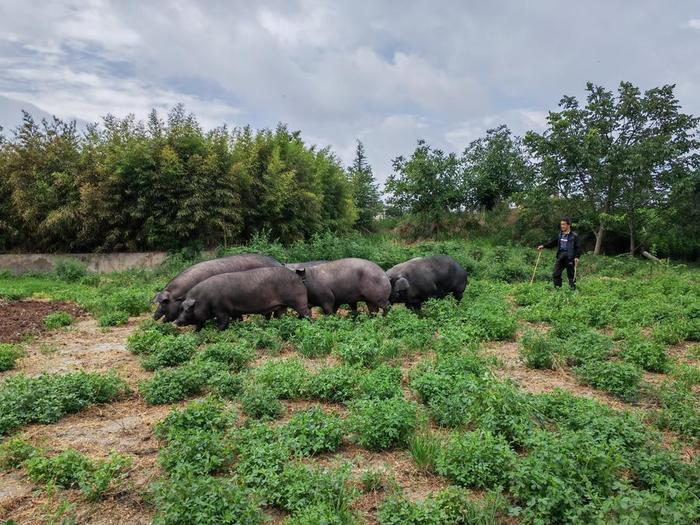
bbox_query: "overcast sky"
[1,0,699,184]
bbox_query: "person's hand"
[537,245,544,250]
[574,258,579,265]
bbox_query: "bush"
[240,383,283,420]
[574,360,643,402]
[154,396,235,441]
[435,430,515,489]
[621,339,669,373]
[510,430,623,524]
[0,437,38,470]
[140,361,222,405]
[0,344,24,372]
[653,381,700,440]
[199,341,256,371]
[284,407,345,456]
[152,474,264,525]
[54,259,88,282]
[358,364,403,400]
[158,429,233,476]
[349,397,418,451]
[252,358,309,399]
[378,487,508,525]
[335,337,381,368]
[270,463,356,516]
[292,322,336,358]
[562,329,614,365]
[142,334,198,371]
[98,310,130,327]
[306,365,360,402]
[207,371,244,399]
[0,371,129,435]
[43,311,74,329]
[285,502,354,525]
[520,331,556,369]
[24,449,131,501]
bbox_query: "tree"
[385,140,465,238]
[347,141,382,231]
[525,81,699,255]
[462,125,533,211]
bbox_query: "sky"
[1,0,699,184]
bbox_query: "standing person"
[537,217,582,290]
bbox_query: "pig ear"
[182,298,196,311]
[394,277,409,292]
[154,290,170,303]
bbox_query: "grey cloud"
[1,0,698,184]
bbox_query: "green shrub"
[292,322,336,358]
[652,319,690,345]
[270,463,356,516]
[510,430,623,524]
[358,364,403,400]
[158,429,233,476]
[98,310,130,327]
[653,381,700,440]
[233,424,291,498]
[142,334,198,371]
[43,311,74,329]
[520,331,556,369]
[621,339,669,373]
[54,259,87,282]
[25,449,131,500]
[306,365,360,402]
[0,344,24,372]
[252,358,309,399]
[378,487,508,525]
[198,341,256,371]
[359,469,385,493]
[335,338,380,368]
[0,371,129,435]
[574,360,643,402]
[152,474,264,525]
[596,481,700,525]
[284,407,345,456]
[349,397,417,451]
[435,430,515,489]
[207,371,244,399]
[126,327,168,355]
[562,329,614,365]
[240,383,283,420]
[0,437,38,470]
[154,396,235,441]
[285,502,355,525]
[140,361,222,405]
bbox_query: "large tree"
[385,140,464,238]
[525,82,699,255]
[462,124,533,211]
[347,140,382,231]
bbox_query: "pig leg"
[452,290,464,302]
[366,302,379,316]
[293,302,311,319]
[348,302,359,318]
[216,313,231,331]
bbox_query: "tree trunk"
[629,227,635,255]
[593,224,606,255]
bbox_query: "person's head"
[560,217,572,233]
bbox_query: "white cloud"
[687,19,700,30]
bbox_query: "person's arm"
[538,235,558,250]
[573,233,582,260]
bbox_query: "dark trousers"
[553,252,575,289]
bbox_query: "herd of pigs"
[152,254,468,330]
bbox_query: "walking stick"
[530,250,542,285]
[574,259,579,284]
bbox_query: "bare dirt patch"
[0,300,85,343]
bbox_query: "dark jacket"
[542,230,582,259]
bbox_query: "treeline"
[0,105,380,252]
[386,82,700,259]
[1,81,698,259]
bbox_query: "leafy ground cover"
[0,234,698,523]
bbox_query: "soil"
[0,300,85,343]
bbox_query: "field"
[0,234,698,524]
